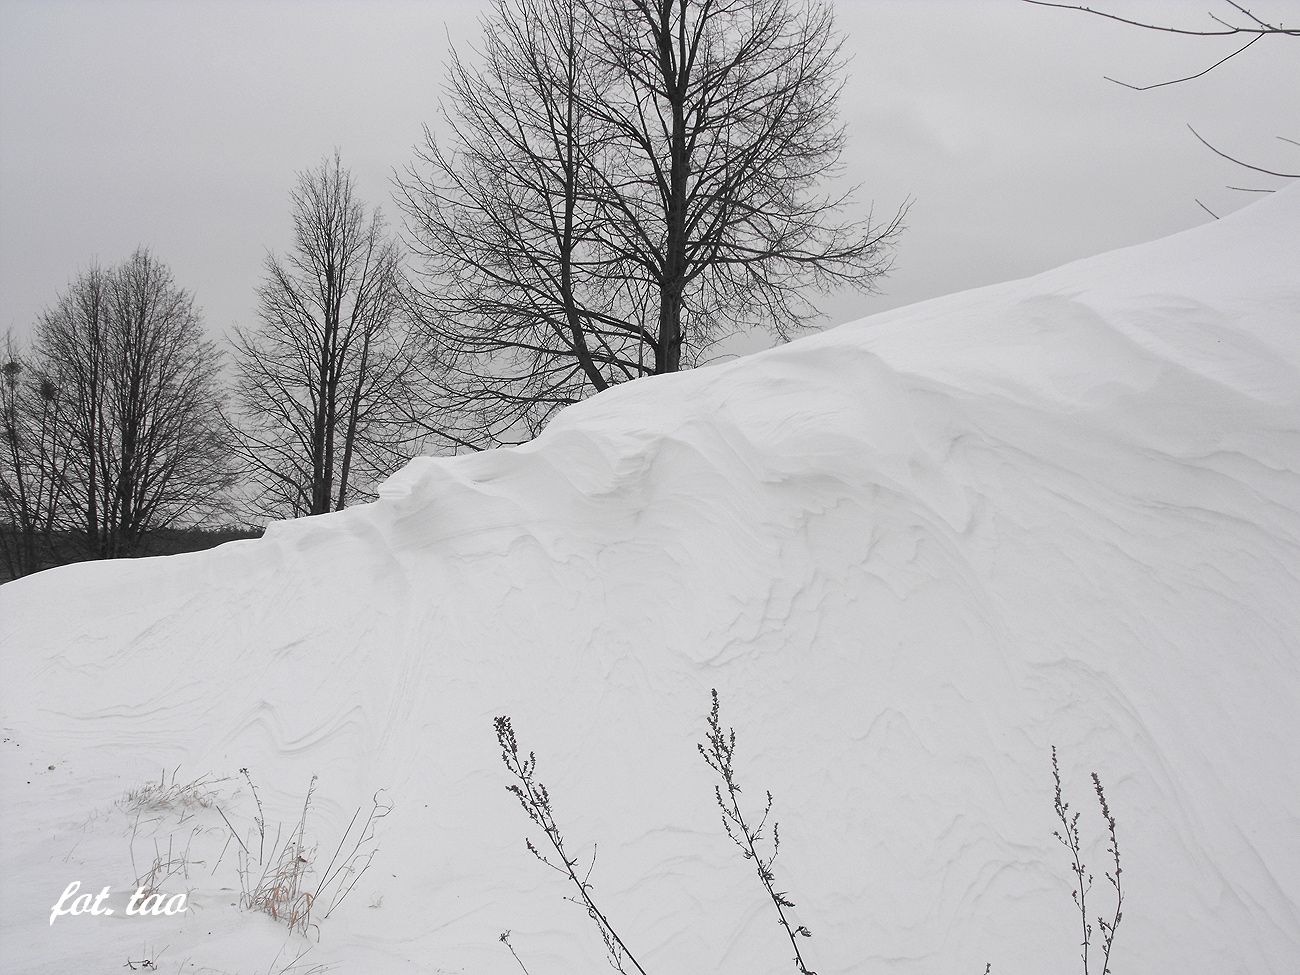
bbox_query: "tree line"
[2,0,904,580]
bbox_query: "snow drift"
[3,188,1299,975]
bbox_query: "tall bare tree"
[32,250,232,560]
[231,152,420,518]
[399,0,906,445]
[399,0,624,444]
[588,0,905,368]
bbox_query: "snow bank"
[3,188,1299,974]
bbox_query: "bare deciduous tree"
[230,152,422,519]
[588,0,904,366]
[32,250,232,560]
[399,0,615,445]
[399,0,906,445]
[1,336,70,577]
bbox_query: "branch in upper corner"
[1024,1,1298,89]
[1023,1,1296,37]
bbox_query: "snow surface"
[3,188,1299,975]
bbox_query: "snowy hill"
[3,188,1299,975]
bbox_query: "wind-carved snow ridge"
[3,187,1299,974]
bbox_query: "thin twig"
[1189,124,1300,178]
[1104,33,1262,90]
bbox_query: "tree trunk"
[654,4,689,376]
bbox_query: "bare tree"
[230,152,421,519]
[399,0,906,445]
[398,0,616,445]
[0,336,70,577]
[586,0,904,368]
[33,250,232,560]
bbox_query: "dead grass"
[226,773,391,940]
[119,768,226,816]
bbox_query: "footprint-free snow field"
[3,188,1299,974]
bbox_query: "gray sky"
[2,0,1297,348]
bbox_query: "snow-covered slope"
[3,189,1299,975]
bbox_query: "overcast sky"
[1,0,1297,350]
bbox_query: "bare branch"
[1188,124,1300,178]
[1023,1,1297,37]
[1103,33,1263,90]
[1026,0,1297,89]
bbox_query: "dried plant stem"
[1051,747,1125,975]
[699,689,815,975]
[1052,746,1093,972]
[495,715,649,975]
[500,930,534,975]
[1092,772,1124,974]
